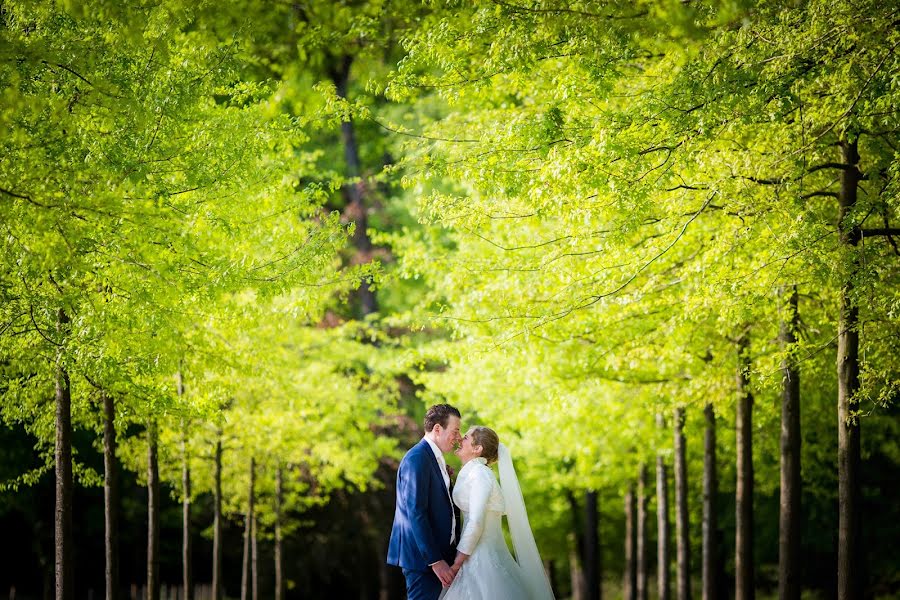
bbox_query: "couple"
[387,404,555,600]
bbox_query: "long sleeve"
[401,453,442,565]
[456,467,494,556]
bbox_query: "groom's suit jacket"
[387,439,458,571]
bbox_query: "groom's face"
[434,415,462,453]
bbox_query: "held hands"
[448,551,468,582]
[432,552,470,587]
[431,560,455,587]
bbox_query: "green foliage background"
[1,0,898,598]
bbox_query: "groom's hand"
[431,560,455,587]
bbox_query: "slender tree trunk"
[547,559,558,596]
[656,414,671,600]
[55,308,73,600]
[837,138,862,600]
[779,286,802,600]
[103,392,119,600]
[241,457,255,600]
[147,421,160,600]
[674,407,691,600]
[378,541,394,600]
[328,54,377,316]
[182,430,192,600]
[567,493,586,600]
[274,464,284,600]
[251,513,258,600]
[569,532,585,600]
[212,434,223,600]
[637,466,649,600]
[735,333,755,600]
[702,404,718,600]
[584,490,600,600]
[177,372,193,600]
[624,485,637,600]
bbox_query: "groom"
[387,403,462,600]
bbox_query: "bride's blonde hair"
[469,426,500,465]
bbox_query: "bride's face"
[455,429,483,463]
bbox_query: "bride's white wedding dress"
[440,447,554,600]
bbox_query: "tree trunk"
[274,464,284,600]
[837,138,862,600]
[674,406,691,600]
[103,392,119,600]
[328,54,377,317]
[55,308,73,600]
[584,490,600,600]
[177,372,193,600]
[251,513,258,600]
[702,404,718,600]
[779,286,801,600]
[735,333,755,600]
[568,532,585,600]
[147,421,160,600]
[377,542,394,600]
[624,485,636,600]
[657,414,671,600]
[241,457,255,600]
[546,559,558,597]
[182,430,192,600]
[212,434,223,600]
[637,466,649,600]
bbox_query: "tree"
[383,1,898,596]
[735,332,755,600]
[778,288,801,600]
[1,2,367,597]
[702,404,718,600]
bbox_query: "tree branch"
[735,175,785,185]
[41,60,124,99]
[573,194,715,308]
[639,142,683,156]
[369,117,479,143]
[666,184,708,191]
[807,162,858,174]
[0,187,51,208]
[464,227,573,252]
[861,228,900,237]
[29,305,61,347]
[800,191,839,199]
[493,0,648,19]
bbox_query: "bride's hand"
[451,551,468,576]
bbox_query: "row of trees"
[381,0,900,598]
[0,1,407,598]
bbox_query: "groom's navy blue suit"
[387,439,458,600]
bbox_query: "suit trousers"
[402,567,443,600]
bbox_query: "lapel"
[420,439,459,546]
[420,439,450,502]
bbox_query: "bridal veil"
[497,443,556,600]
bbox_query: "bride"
[441,426,555,600]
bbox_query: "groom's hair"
[424,403,461,432]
